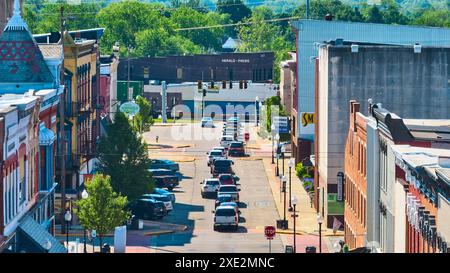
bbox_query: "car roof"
[230,141,243,144]
[149,168,171,171]
[213,146,225,149]
[210,149,223,153]
[214,158,232,162]
[139,198,158,203]
[206,178,220,181]
[143,193,164,198]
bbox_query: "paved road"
[144,122,284,253]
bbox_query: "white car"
[220,135,235,149]
[212,146,226,157]
[207,149,225,166]
[201,117,214,128]
[213,205,238,231]
[200,178,221,197]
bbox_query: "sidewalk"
[251,126,344,253]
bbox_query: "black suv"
[127,199,167,220]
[211,159,234,177]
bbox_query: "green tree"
[76,174,130,248]
[362,4,384,23]
[216,0,252,23]
[170,7,230,51]
[412,9,450,27]
[97,1,173,53]
[265,95,288,132]
[133,95,154,133]
[23,2,102,34]
[292,0,364,22]
[379,0,410,25]
[97,112,154,201]
[237,7,294,82]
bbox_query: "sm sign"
[301,113,315,127]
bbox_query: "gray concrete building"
[290,19,450,166]
[316,41,450,227]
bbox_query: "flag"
[333,217,342,234]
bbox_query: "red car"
[218,174,239,185]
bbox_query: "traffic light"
[210,81,214,88]
[197,80,202,89]
[202,89,207,97]
[239,80,243,89]
[244,81,248,89]
[222,80,226,89]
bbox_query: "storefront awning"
[18,216,66,253]
[39,124,56,145]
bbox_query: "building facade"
[279,52,295,115]
[0,0,64,252]
[290,19,450,167]
[315,41,450,227]
[117,52,275,84]
[344,101,368,249]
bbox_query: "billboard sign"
[300,112,315,140]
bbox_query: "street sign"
[91,230,97,238]
[265,226,276,239]
[272,116,289,133]
[120,101,140,116]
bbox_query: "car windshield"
[206,180,219,185]
[214,160,231,167]
[151,170,172,176]
[230,142,243,148]
[210,151,222,156]
[218,196,232,202]
[220,186,237,192]
[216,208,236,216]
[154,196,171,202]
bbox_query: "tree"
[170,7,230,51]
[362,4,384,23]
[379,0,410,25]
[412,9,450,27]
[292,0,363,22]
[97,112,154,201]
[237,7,294,82]
[76,174,130,248]
[216,0,252,23]
[132,95,154,133]
[97,1,173,53]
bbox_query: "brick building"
[344,101,367,249]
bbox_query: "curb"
[239,157,263,161]
[144,230,174,236]
[276,230,345,237]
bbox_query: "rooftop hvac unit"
[414,43,422,54]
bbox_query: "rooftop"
[38,44,63,59]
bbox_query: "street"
[143,122,284,253]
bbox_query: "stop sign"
[265,226,276,239]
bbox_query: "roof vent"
[414,43,422,54]
[351,44,359,53]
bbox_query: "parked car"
[149,159,179,172]
[217,185,240,203]
[213,205,238,231]
[200,178,221,197]
[127,199,167,220]
[212,146,227,157]
[218,174,239,185]
[211,159,234,177]
[152,188,175,203]
[207,150,225,166]
[215,194,234,208]
[228,141,246,157]
[220,135,235,149]
[220,201,240,214]
[201,117,214,128]
[228,117,240,123]
[142,194,173,213]
[149,169,180,190]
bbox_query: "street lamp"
[43,239,52,253]
[81,189,89,253]
[291,196,298,253]
[317,214,324,253]
[271,124,276,164]
[255,96,260,126]
[64,210,72,253]
[281,144,286,177]
[275,133,280,176]
[282,175,287,223]
[288,158,295,211]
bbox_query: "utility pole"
[161,81,167,123]
[127,46,131,101]
[59,5,67,234]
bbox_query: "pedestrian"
[156,136,159,143]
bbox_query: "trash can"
[305,246,316,253]
[101,243,111,253]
